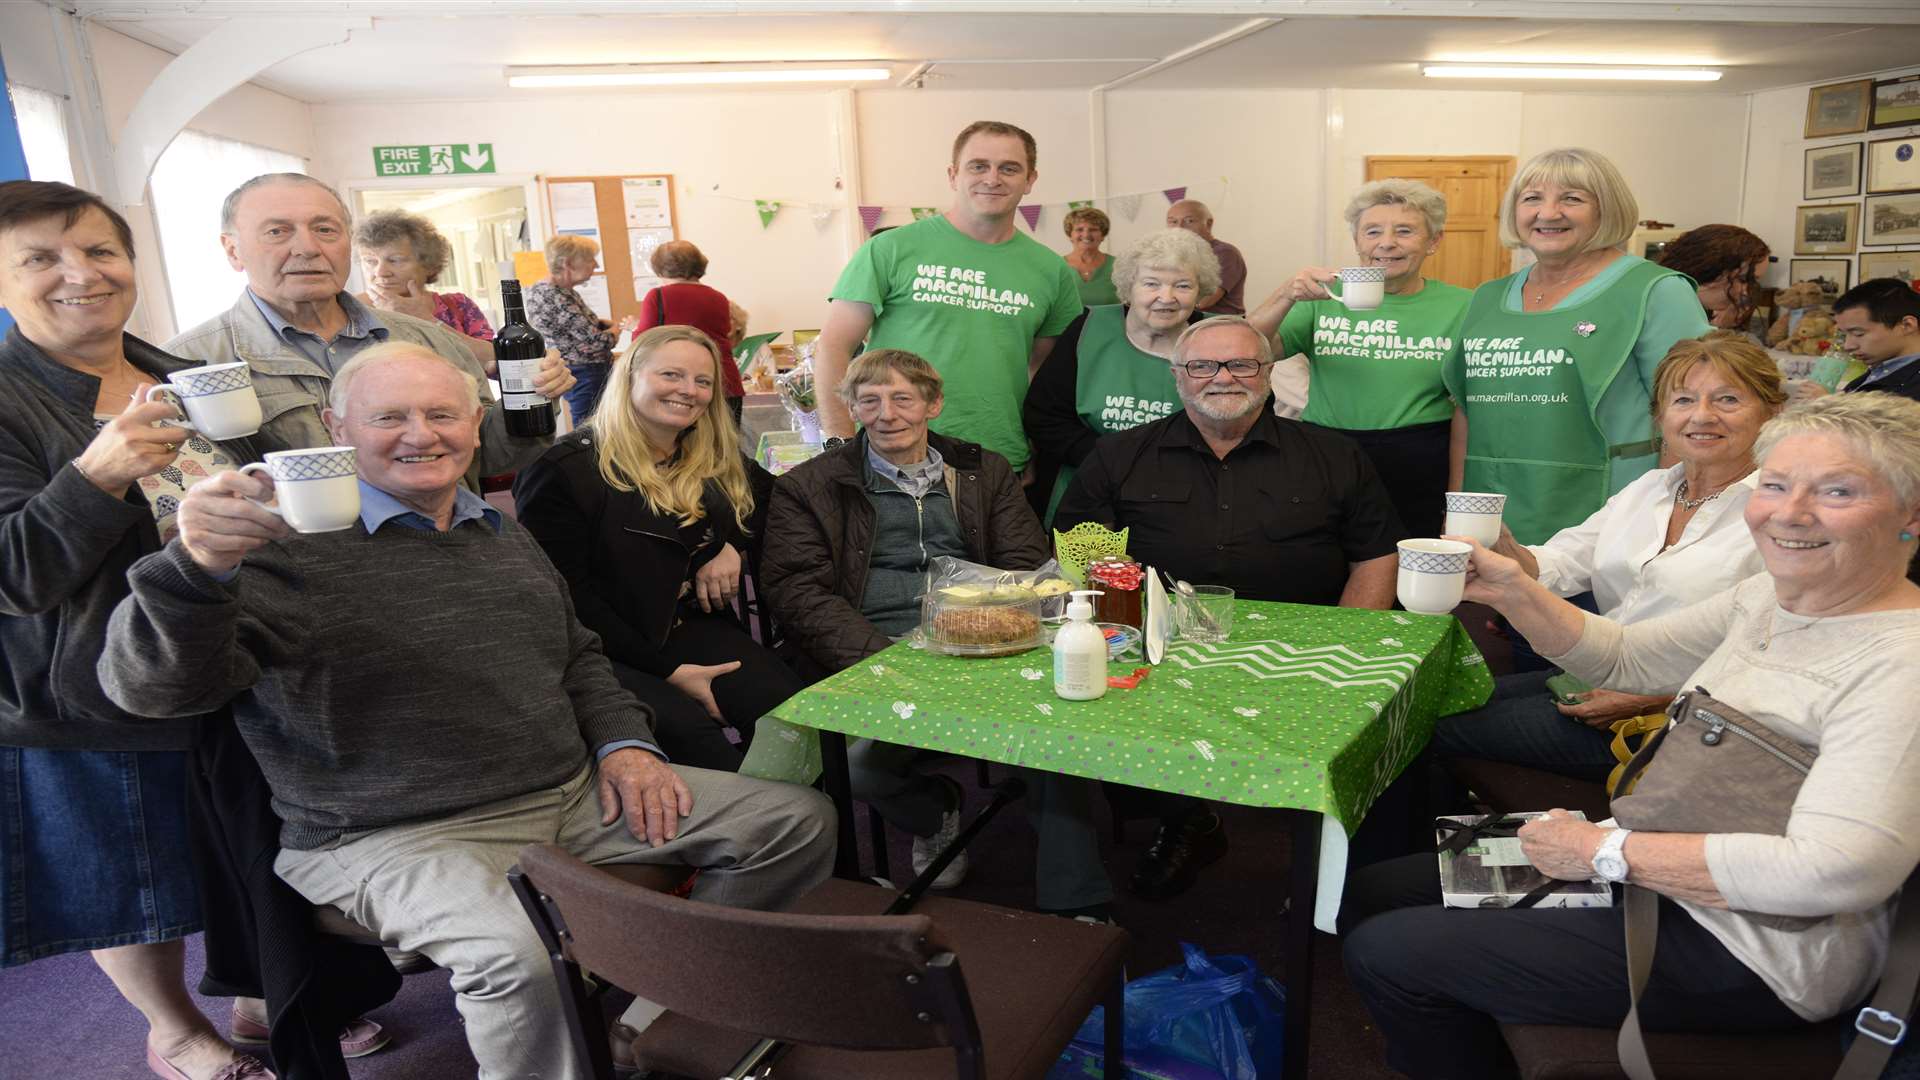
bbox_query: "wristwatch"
[1592,828,1633,883]
[822,435,851,450]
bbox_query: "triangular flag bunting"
[910,206,939,220]
[858,205,886,234]
[754,200,780,228]
[809,206,835,228]
[1068,200,1093,211]
[1111,194,1142,221]
[1017,204,1042,231]
[1163,186,1188,204]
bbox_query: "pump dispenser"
[1053,590,1108,701]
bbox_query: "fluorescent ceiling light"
[508,65,891,88]
[1422,64,1721,82]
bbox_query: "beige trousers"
[275,761,836,1079]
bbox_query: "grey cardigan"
[0,327,258,751]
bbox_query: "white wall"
[1741,63,1920,291]
[0,3,65,93]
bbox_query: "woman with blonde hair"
[1442,148,1711,544]
[514,326,796,769]
[1061,205,1119,307]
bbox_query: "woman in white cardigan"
[1430,334,1786,780]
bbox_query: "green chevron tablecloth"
[749,599,1492,835]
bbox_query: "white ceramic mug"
[239,447,360,534]
[1331,266,1387,311]
[146,362,262,441]
[1444,491,1507,547]
[1396,539,1473,616]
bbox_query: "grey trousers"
[848,738,1114,911]
[276,762,836,1080]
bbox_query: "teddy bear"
[1786,310,1839,356]
[1766,280,1834,347]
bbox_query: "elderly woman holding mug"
[1430,334,1785,781]
[1248,179,1470,537]
[1061,205,1119,307]
[0,181,290,1078]
[1024,226,1220,520]
[1443,148,1711,545]
[526,234,627,423]
[353,209,495,366]
[1344,391,1920,1079]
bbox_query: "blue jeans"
[1428,669,1618,783]
[562,362,609,425]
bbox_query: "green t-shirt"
[1075,256,1120,307]
[1277,279,1470,430]
[831,215,1084,469]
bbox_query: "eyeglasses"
[1178,358,1272,378]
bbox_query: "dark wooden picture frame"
[1795,203,1860,254]
[1807,79,1873,138]
[1789,258,1850,298]
[1864,192,1920,246]
[1870,74,1920,131]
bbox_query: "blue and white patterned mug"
[239,447,359,533]
[1396,538,1472,615]
[1331,265,1387,311]
[1443,491,1507,547]
[145,362,261,440]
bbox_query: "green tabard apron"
[1044,305,1181,522]
[1455,260,1673,544]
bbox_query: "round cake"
[923,585,1043,657]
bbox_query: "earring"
[1903,531,1916,542]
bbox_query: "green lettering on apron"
[1044,305,1182,523]
[1457,260,1673,544]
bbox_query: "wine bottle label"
[501,391,549,411]
[497,359,545,399]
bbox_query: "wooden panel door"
[1364,156,1515,291]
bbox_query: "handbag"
[1608,687,1919,1080]
[1604,712,1669,797]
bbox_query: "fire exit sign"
[373,143,495,176]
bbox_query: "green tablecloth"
[749,599,1491,836]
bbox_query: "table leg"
[1283,808,1321,1080]
[818,729,860,879]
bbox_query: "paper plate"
[1145,569,1170,665]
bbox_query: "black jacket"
[0,327,257,750]
[513,427,764,677]
[760,432,1049,676]
[1844,359,1920,403]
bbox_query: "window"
[6,83,74,184]
[149,129,305,331]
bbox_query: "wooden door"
[1364,156,1515,291]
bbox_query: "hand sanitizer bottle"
[1054,590,1108,701]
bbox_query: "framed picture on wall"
[1805,143,1862,199]
[1866,137,1920,194]
[1871,75,1920,130]
[1790,258,1850,298]
[1795,203,1859,254]
[1860,250,1920,285]
[1806,79,1873,138]
[1864,193,1920,245]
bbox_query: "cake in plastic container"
[920,584,1044,658]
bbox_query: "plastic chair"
[510,843,1130,1080]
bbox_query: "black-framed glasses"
[1178,358,1271,378]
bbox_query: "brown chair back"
[512,844,981,1054]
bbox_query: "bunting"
[910,206,940,220]
[809,206,835,228]
[754,200,780,228]
[1067,200,1094,211]
[1163,186,1188,204]
[1110,193,1143,222]
[1017,204,1042,231]
[858,205,886,234]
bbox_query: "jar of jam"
[1086,556,1144,629]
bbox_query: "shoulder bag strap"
[1617,884,1661,1080]
[1835,865,1920,1079]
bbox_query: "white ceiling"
[70,1,1920,104]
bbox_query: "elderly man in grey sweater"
[101,342,835,1080]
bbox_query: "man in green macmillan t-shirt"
[815,121,1084,471]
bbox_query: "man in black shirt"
[1055,315,1405,897]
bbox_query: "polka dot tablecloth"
[751,599,1492,836]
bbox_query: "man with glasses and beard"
[1053,315,1404,900]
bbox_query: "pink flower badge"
[1574,321,1597,337]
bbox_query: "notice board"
[539,174,679,324]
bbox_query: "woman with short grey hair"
[1024,227,1220,521]
[1248,177,1468,536]
[527,234,629,422]
[353,209,496,367]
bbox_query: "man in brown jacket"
[763,349,1112,918]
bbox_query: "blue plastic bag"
[1048,943,1286,1080]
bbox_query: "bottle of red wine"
[494,279,556,437]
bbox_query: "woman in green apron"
[1247,178,1470,537]
[1442,147,1711,544]
[1061,206,1120,308]
[1024,228,1220,522]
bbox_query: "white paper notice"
[575,275,612,321]
[628,227,674,280]
[622,177,671,228]
[550,182,599,236]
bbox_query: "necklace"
[1674,471,1747,512]
[1758,608,1824,652]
